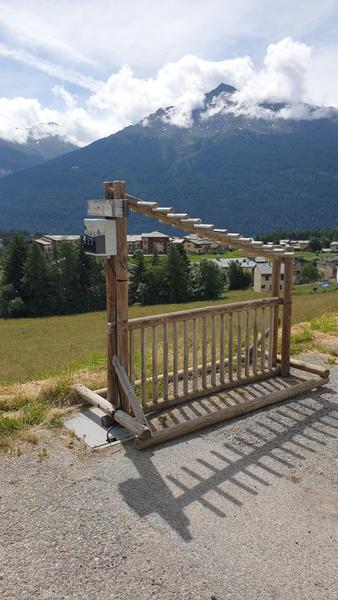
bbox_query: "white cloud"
[0,38,335,147]
[234,38,311,106]
[0,43,102,92]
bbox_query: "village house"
[140,231,170,254]
[127,234,142,254]
[35,234,80,255]
[280,239,310,251]
[127,231,170,254]
[253,262,285,293]
[183,234,219,254]
[316,256,338,280]
[330,241,338,253]
[170,237,185,247]
[293,256,311,284]
[211,257,257,276]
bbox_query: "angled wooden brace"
[112,355,151,430]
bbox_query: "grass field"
[0,286,337,385]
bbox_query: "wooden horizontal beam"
[128,297,283,330]
[73,383,114,414]
[276,356,330,378]
[135,375,328,449]
[143,367,281,414]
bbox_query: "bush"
[7,297,25,318]
[299,263,320,284]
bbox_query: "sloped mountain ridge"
[0,84,337,234]
[0,124,76,178]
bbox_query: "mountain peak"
[204,83,237,104]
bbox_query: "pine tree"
[165,245,191,303]
[78,239,92,310]
[3,234,28,297]
[152,246,160,266]
[138,265,167,305]
[129,250,146,304]
[228,262,251,290]
[193,260,224,300]
[22,242,51,316]
[0,234,28,316]
[58,242,81,314]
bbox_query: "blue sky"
[1,0,338,145]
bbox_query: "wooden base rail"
[135,373,329,449]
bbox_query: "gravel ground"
[1,355,337,600]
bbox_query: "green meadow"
[1,285,337,385]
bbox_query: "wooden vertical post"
[105,180,129,413]
[281,257,293,378]
[271,257,281,367]
[105,181,117,406]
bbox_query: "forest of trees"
[0,235,106,318]
[128,245,225,305]
[0,236,230,318]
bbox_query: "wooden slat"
[173,322,179,398]
[163,322,169,401]
[141,328,147,406]
[152,326,158,404]
[237,311,242,379]
[271,258,281,367]
[245,308,250,377]
[281,257,293,377]
[211,314,217,386]
[183,320,189,395]
[192,318,198,392]
[228,312,233,382]
[137,201,158,208]
[220,314,225,384]
[268,304,274,370]
[252,306,258,374]
[152,206,173,214]
[166,213,188,219]
[202,317,207,389]
[126,194,294,258]
[261,306,266,372]
[129,329,135,388]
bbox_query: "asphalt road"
[1,357,337,600]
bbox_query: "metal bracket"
[88,199,129,218]
[106,322,115,334]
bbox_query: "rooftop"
[42,234,80,242]
[141,231,170,238]
[212,258,256,268]
[255,262,285,275]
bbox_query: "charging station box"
[84,218,117,256]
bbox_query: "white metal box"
[84,218,117,256]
